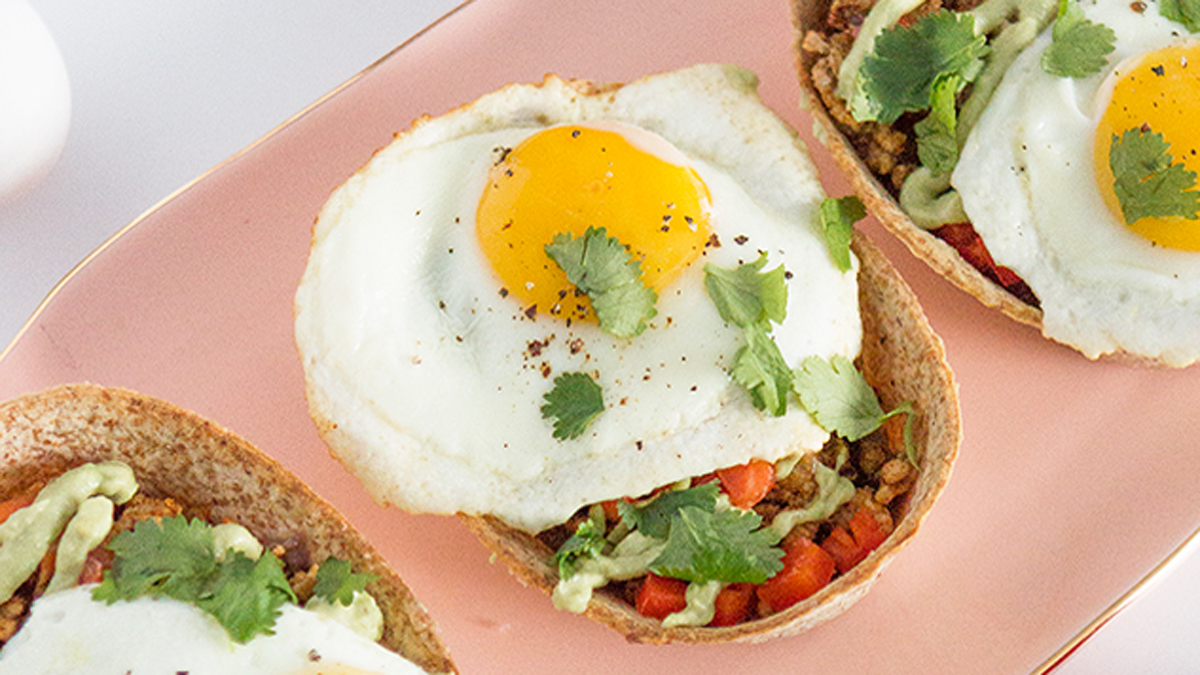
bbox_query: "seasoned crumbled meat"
[891,162,916,188]
[876,458,917,506]
[801,29,832,56]
[0,595,28,642]
[828,0,876,30]
[31,549,54,598]
[289,563,320,604]
[764,455,818,509]
[808,50,861,132]
[854,430,892,479]
[109,493,183,538]
[865,497,896,534]
[818,436,850,469]
[269,533,313,576]
[879,457,914,485]
[840,487,896,535]
[900,0,944,25]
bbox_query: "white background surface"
[1,1,1197,671]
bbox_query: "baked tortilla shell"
[0,383,456,674]
[461,230,961,644]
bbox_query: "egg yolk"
[1094,42,1200,250]
[476,124,712,322]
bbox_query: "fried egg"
[0,586,426,674]
[294,64,861,533]
[953,0,1200,365]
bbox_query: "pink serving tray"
[4,0,1199,672]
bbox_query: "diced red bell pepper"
[821,507,888,574]
[848,506,887,551]
[708,583,755,627]
[600,499,622,522]
[715,459,776,510]
[935,222,1024,287]
[635,573,689,620]
[756,536,836,613]
[819,526,863,575]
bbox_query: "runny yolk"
[475,124,712,322]
[1094,42,1200,250]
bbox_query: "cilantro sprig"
[819,196,867,271]
[553,508,609,579]
[617,482,720,540]
[703,252,788,328]
[649,506,784,584]
[545,227,658,338]
[1040,0,1116,78]
[1160,0,1200,33]
[854,10,988,124]
[555,483,784,587]
[1109,127,1200,225]
[704,253,793,416]
[794,354,919,465]
[541,371,605,440]
[913,75,961,175]
[93,515,297,643]
[312,557,378,607]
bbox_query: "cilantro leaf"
[1109,127,1200,225]
[649,506,784,584]
[794,355,885,441]
[703,252,788,329]
[794,355,920,463]
[196,552,296,643]
[819,196,867,272]
[856,10,988,124]
[541,371,605,440]
[93,515,297,644]
[312,557,378,606]
[1041,0,1116,78]
[617,483,720,540]
[94,515,218,602]
[705,255,793,416]
[545,227,658,338]
[730,325,795,417]
[1160,0,1200,33]
[553,509,608,579]
[914,74,961,175]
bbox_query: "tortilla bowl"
[461,230,961,644]
[0,382,456,674]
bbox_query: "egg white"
[0,585,427,674]
[953,0,1200,365]
[295,64,861,533]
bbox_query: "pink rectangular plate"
[4,0,1199,671]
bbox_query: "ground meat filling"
[537,418,915,624]
[0,492,322,649]
[802,0,1040,307]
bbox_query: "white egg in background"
[0,0,70,203]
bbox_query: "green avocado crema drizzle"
[0,461,138,603]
